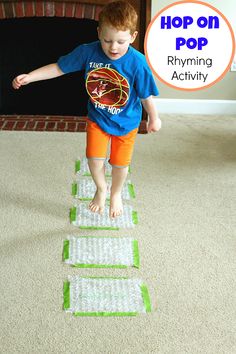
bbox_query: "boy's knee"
[109,160,129,169]
[87,157,106,165]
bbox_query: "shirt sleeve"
[134,61,159,99]
[57,44,86,74]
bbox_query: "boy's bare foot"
[89,187,107,214]
[110,192,123,218]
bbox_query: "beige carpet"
[0,114,235,354]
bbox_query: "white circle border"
[144,0,236,91]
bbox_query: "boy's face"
[97,25,137,60]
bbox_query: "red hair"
[99,1,138,34]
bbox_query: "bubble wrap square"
[72,179,135,201]
[63,277,151,316]
[75,157,131,177]
[70,203,138,230]
[63,236,140,268]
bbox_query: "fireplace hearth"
[0,0,151,133]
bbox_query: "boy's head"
[97,1,138,61]
[98,1,138,35]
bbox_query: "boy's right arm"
[12,63,64,89]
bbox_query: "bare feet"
[110,192,123,218]
[89,187,107,214]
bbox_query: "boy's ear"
[97,27,100,38]
[130,31,138,43]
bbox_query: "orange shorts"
[86,119,138,167]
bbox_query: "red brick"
[65,3,74,17]
[84,4,94,19]
[75,3,83,18]
[46,121,56,131]
[3,2,14,18]
[19,115,31,119]
[55,2,64,17]
[44,2,54,17]
[67,122,77,132]
[35,1,44,17]
[45,116,62,121]
[94,5,103,21]
[0,115,16,121]
[14,2,24,17]
[66,116,77,120]
[24,2,34,17]
[15,2,24,17]
[0,3,5,19]
[50,115,64,120]
[2,121,16,130]
[15,121,27,130]
[78,121,87,131]
[57,122,66,131]
[25,121,36,131]
[35,121,46,131]
[30,115,44,120]
[64,117,78,122]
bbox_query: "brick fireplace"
[0,0,151,133]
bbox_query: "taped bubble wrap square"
[63,236,140,268]
[70,203,138,230]
[72,179,135,201]
[75,157,131,177]
[63,277,151,316]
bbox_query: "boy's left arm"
[141,96,162,133]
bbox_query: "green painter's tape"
[74,311,137,317]
[128,183,136,199]
[71,183,77,197]
[63,240,70,261]
[141,285,152,313]
[75,160,81,173]
[132,240,140,268]
[132,211,138,225]
[63,281,70,310]
[70,207,77,222]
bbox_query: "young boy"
[12,0,161,218]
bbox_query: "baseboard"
[154,98,236,115]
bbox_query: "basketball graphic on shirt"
[86,68,129,108]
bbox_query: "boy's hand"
[147,117,162,133]
[12,74,30,89]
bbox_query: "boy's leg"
[87,158,107,214]
[110,166,129,218]
[86,120,110,214]
[109,128,138,218]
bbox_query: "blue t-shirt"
[57,41,159,136]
